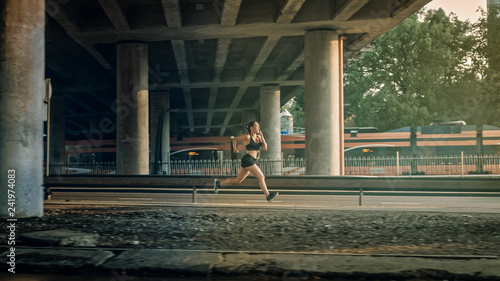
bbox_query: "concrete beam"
[219,35,280,136]
[244,36,280,82]
[205,38,232,133]
[97,0,130,30]
[171,40,189,84]
[161,0,182,28]
[332,0,370,21]
[46,0,112,70]
[205,88,218,134]
[155,79,303,90]
[221,0,242,26]
[276,0,306,23]
[76,19,379,44]
[171,40,194,132]
[277,51,304,81]
[214,39,231,83]
[46,51,111,111]
[219,86,247,136]
[46,0,80,32]
[249,50,304,110]
[66,107,256,119]
[179,124,241,129]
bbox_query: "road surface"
[47,190,500,212]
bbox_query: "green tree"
[285,8,499,131]
[458,7,500,127]
[344,9,478,131]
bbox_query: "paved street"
[48,190,500,213]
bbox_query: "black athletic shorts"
[241,154,257,168]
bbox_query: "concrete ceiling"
[45,0,431,137]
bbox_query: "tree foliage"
[462,6,500,126]
[344,9,481,131]
[284,8,499,131]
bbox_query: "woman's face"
[251,122,260,134]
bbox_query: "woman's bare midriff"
[245,150,259,158]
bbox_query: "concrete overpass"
[0,0,431,217]
[41,0,431,136]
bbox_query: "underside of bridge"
[44,0,430,137]
[1,0,431,217]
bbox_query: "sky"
[424,0,487,22]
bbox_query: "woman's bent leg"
[220,168,250,186]
[245,165,269,197]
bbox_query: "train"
[63,123,500,163]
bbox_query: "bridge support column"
[260,85,281,175]
[50,95,66,164]
[304,30,344,175]
[0,0,45,218]
[116,43,149,175]
[150,91,170,174]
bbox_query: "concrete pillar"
[304,30,344,175]
[49,95,66,164]
[0,0,45,218]
[116,43,149,175]
[260,85,281,174]
[149,91,170,172]
[241,110,257,135]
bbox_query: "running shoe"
[266,192,279,203]
[214,179,220,194]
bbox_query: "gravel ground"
[6,204,500,256]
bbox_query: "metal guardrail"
[47,154,500,176]
[43,175,500,206]
[345,154,500,176]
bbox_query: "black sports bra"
[246,135,262,151]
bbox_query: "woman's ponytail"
[246,121,256,134]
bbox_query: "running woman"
[214,121,279,202]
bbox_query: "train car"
[63,124,500,162]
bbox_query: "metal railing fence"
[344,154,500,176]
[48,154,500,176]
